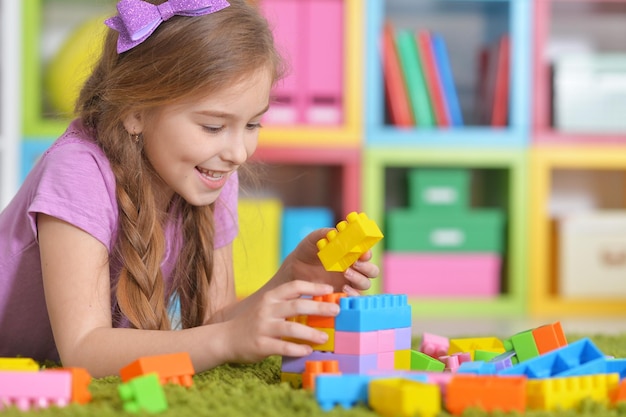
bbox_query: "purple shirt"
[0,120,239,361]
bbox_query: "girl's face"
[129,68,272,207]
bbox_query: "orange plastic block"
[532,321,567,355]
[302,360,340,391]
[51,368,92,404]
[307,293,347,328]
[446,375,527,415]
[613,378,626,405]
[316,212,384,272]
[527,374,619,411]
[120,352,195,388]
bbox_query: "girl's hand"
[281,228,380,295]
[223,280,339,363]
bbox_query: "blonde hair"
[76,0,284,330]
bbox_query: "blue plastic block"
[457,361,497,375]
[498,338,605,379]
[558,358,626,379]
[315,373,428,411]
[335,294,412,332]
[281,207,333,261]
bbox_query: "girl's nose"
[221,129,250,166]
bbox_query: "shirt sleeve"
[213,171,239,249]
[27,139,119,252]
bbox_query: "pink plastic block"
[260,0,304,124]
[377,352,395,371]
[303,0,343,125]
[0,370,72,411]
[383,253,501,297]
[378,329,396,353]
[420,332,450,358]
[439,353,470,372]
[334,331,379,355]
[395,327,412,350]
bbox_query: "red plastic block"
[307,293,347,328]
[446,375,527,415]
[316,212,383,272]
[532,321,567,355]
[302,360,341,391]
[120,352,195,387]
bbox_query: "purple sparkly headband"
[105,0,231,53]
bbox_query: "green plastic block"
[410,350,445,372]
[474,350,501,362]
[386,209,505,252]
[408,168,470,212]
[508,330,540,363]
[119,373,168,414]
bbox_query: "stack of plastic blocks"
[118,351,196,413]
[0,357,92,411]
[283,308,626,416]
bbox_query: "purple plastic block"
[0,371,72,411]
[282,351,332,373]
[395,327,412,350]
[488,350,516,372]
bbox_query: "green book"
[395,29,435,127]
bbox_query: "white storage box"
[554,54,626,133]
[559,211,626,298]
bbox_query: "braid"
[112,152,170,330]
[173,202,214,329]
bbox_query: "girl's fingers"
[278,298,340,319]
[273,280,334,300]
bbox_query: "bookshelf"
[530,0,626,317]
[0,1,21,208]
[363,0,532,317]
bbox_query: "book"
[431,32,464,127]
[381,22,414,127]
[416,30,450,127]
[491,34,511,127]
[396,29,435,127]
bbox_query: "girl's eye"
[246,123,263,131]
[203,125,223,134]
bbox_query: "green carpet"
[3,334,626,416]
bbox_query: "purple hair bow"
[105,0,230,53]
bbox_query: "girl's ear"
[122,111,144,134]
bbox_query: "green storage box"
[386,208,505,252]
[408,168,470,212]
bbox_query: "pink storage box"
[383,252,501,297]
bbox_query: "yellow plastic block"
[316,212,383,272]
[394,350,411,370]
[0,358,39,371]
[284,328,334,352]
[527,373,620,411]
[369,378,441,417]
[234,199,282,298]
[281,372,302,389]
[448,337,505,360]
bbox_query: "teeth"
[198,167,224,179]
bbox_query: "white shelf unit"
[0,0,20,208]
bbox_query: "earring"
[130,131,142,143]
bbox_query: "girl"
[0,0,378,377]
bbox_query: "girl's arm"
[38,214,336,377]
